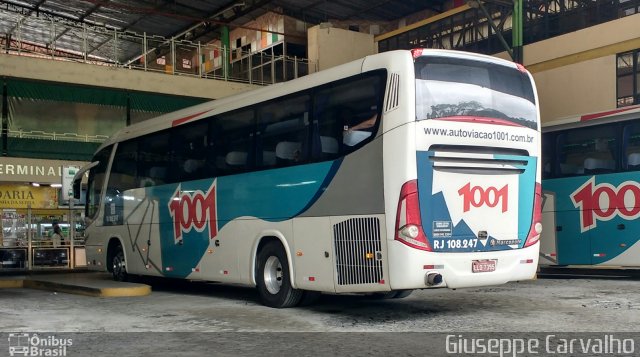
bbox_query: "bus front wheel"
[256,241,302,308]
[112,244,128,282]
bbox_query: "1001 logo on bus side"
[168,181,218,243]
[571,177,640,232]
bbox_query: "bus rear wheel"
[392,289,413,299]
[256,241,302,308]
[370,289,414,299]
[112,244,128,282]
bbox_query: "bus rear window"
[415,56,537,129]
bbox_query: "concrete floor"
[1,273,639,355]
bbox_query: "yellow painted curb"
[0,280,24,288]
[99,286,152,297]
[1,278,151,297]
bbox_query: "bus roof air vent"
[384,73,400,112]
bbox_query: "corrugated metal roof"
[0,0,446,62]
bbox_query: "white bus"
[73,49,542,308]
[540,105,640,268]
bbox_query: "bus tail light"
[516,63,528,73]
[524,183,543,248]
[411,48,424,58]
[395,180,432,251]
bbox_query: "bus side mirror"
[72,161,99,200]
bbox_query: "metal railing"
[378,0,640,56]
[0,11,317,86]
[8,130,110,143]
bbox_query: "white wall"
[524,13,640,66]
[307,25,376,72]
[522,13,640,122]
[533,56,616,122]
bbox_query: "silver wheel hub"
[114,254,125,275]
[263,256,283,294]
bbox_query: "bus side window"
[312,72,384,160]
[215,109,256,175]
[623,123,640,171]
[105,141,138,226]
[171,121,210,182]
[542,133,553,179]
[86,146,112,220]
[557,133,585,176]
[629,153,640,170]
[258,94,310,168]
[557,124,618,177]
[109,141,138,192]
[139,131,170,186]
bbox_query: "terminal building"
[0,0,638,276]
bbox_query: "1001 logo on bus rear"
[168,181,218,243]
[458,183,508,213]
[571,177,640,232]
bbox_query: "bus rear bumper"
[388,242,539,290]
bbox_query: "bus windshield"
[415,56,538,129]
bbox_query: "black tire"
[256,241,303,308]
[112,244,128,282]
[369,289,413,299]
[369,291,400,299]
[299,291,322,306]
[392,289,413,299]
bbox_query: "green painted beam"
[513,0,524,64]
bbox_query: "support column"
[472,0,513,60]
[2,80,7,156]
[126,94,131,126]
[512,0,524,64]
[221,26,230,81]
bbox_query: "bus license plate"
[472,259,496,273]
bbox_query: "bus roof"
[543,105,640,132]
[94,48,527,155]
[96,54,374,152]
[413,48,520,70]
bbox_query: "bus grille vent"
[333,217,383,285]
[428,144,529,174]
[384,73,400,112]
